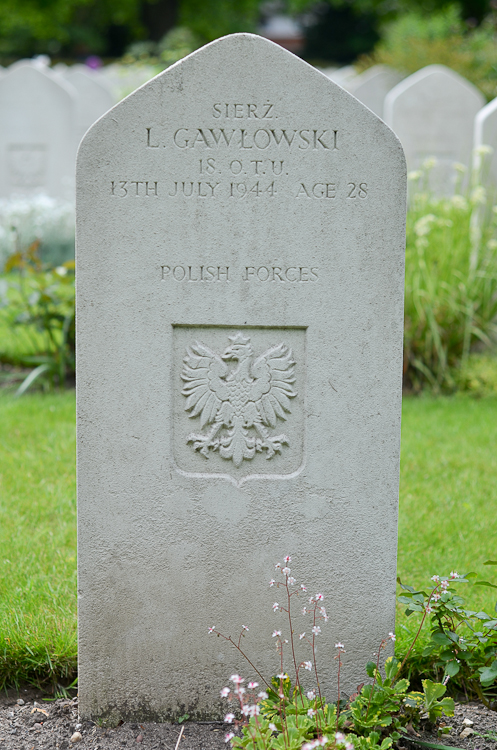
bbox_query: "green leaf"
[422,679,446,707]
[431,632,452,646]
[366,661,377,678]
[444,660,460,677]
[474,581,497,589]
[484,561,497,565]
[479,659,497,686]
[15,363,51,397]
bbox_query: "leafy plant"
[2,240,75,393]
[209,557,456,750]
[397,564,497,706]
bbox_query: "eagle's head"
[222,332,253,361]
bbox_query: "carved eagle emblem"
[181,332,297,467]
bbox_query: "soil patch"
[0,688,496,750]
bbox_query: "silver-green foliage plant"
[209,557,454,750]
[404,152,497,391]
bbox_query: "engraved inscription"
[181,332,296,467]
[161,265,318,282]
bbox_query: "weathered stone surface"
[384,64,484,192]
[76,33,406,723]
[0,63,76,199]
[474,96,497,187]
[60,68,116,143]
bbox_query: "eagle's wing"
[181,341,229,427]
[250,343,297,427]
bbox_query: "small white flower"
[248,704,260,717]
[301,584,307,591]
[388,632,396,641]
[276,672,288,679]
[224,713,235,723]
[425,605,433,613]
[284,555,292,563]
[431,575,440,583]
[312,626,321,636]
[308,596,314,604]
[307,689,316,700]
[258,691,268,699]
[272,629,281,638]
[269,579,276,587]
[450,571,459,579]
[433,593,441,601]
[335,733,346,742]
[315,593,324,601]
[269,723,277,732]
[287,576,296,586]
[220,687,230,698]
[208,626,216,633]
[55,265,68,276]
[229,674,244,684]
[272,602,279,612]
[241,705,250,716]
[302,607,307,615]
[248,681,258,689]
[335,642,344,649]
[282,566,291,575]
[303,661,312,671]
[225,731,235,743]
[235,686,246,696]
[275,562,281,569]
[242,624,249,631]
[307,707,316,717]
[299,632,306,640]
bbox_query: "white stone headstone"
[384,64,484,192]
[321,65,358,90]
[474,97,497,187]
[61,68,116,143]
[348,65,402,118]
[76,33,406,722]
[0,64,77,199]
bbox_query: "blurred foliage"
[359,4,497,100]
[123,26,201,67]
[455,352,497,395]
[403,154,497,392]
[2,242,75,393]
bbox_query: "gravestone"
[474,97,497,187]
[347,65,402,118]
[60,68,115,143]
[321,64,358,90]
[384,64,484,193]
[77,33,406,723]
[0,63,76,199]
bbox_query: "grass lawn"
[0,391,496,689]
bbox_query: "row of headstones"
[324,63,497,191]
[2,55,497,200]
[0,59,117,200]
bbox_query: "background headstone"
[0,63,77,199]
[384,65,484,193]
[320,64,358,90]
[348,65,403,117]
[77,33,406,722]
[474,97,497,188]
[59,67,116,143]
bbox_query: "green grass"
[0,391,77,690]
[0,392,496,689]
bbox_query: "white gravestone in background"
[348,65,402,118]
[474,97,497,188]
[77,33,406,722]
[384,64,484,192]
[61,68,116,143]
[0,64,76,199]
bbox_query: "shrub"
[359,5,497,100]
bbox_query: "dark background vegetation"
[0,0,495,64]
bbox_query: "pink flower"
[335,642,344,649]
[315,593,324,601]
[433,592,441,601]
[388,632,396,641]
[299,632,306,640]
[307,689,316,700]
[242,625,249,631]
[272,602,279,612]
[248,681,259,689]
[450,571,459,579]
[258,691,268,699]
[335,732,345,743]
[441,580,449,590]
[229,674,244,684]
[425,605,433,613]
[282,566,291,575]
[220,687,230,698]
[276,672,288,679]
[224,713,235,723]
[234,686,246,696]
[284,555,292,563]
[269,579,276,587]
[208,626,216,633]
[303,661,312,671]
[225,731,235,743]
[312,626,321,636]
[301,584,307,591]
[272,629,282,637]
[241,705,250,716]
[248,704,260,717]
